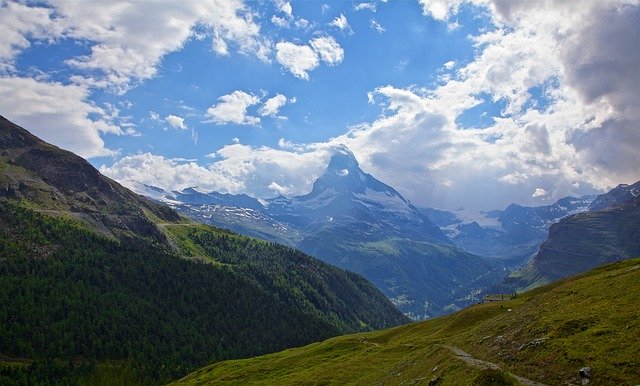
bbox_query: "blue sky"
[1,0,638,210]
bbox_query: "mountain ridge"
[419,195,595,269]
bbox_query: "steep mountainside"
[174,259,640,385]
[420,196,594,268]
[142,147,500,319]
[0,116,407,383]
[501,182,640,292]
[0,116,179,243]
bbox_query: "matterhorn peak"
[326,145,360,175]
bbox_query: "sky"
[1,0,638,211]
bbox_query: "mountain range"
[0,115,407,383]
[419,195,595,269]
[135,146,501,319]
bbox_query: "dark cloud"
[561,3,640,183]
[524,123,551,155]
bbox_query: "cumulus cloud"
[1,1,270,92]
[205,90,261,125]
[165,114,186,130]
[274,36,345,79]
[0,77,119,158]
[370,0,639,207]
[101,144,332,197]
[259,94,288,117]
[275,0,293,18]
[419,0,466,21]
[532,188,547,198]
[0,1,63,71]
[329,14,351,33]
[309,36,344,65]
[443,60,456,69]
[275,41,319,80]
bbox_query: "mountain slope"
[0,116,407,383]
[0,115,179,243]
[150,147,500,319]
[501,182,640,292]
[173,258,640,385]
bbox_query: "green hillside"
[174,258,640,385]
[0,116,407,384]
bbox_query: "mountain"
[587,181,640,211]
[173,258,640,385]
[0,116,180,243]
[0,116,407,383]
[142,146,500,319]
[419,196,594,268]
[500,181,640,292]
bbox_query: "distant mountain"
[500,181,640,292]
[0,116,407,383]
[419,196,594,268]
[587,181,640,211]
[141,146,500,319]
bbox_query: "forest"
[0,201,405,383]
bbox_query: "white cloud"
[294,18,311,29]
[101,153,238,193]
[205,90,261,125]
[443,60,456,69]
[370,19,385,33]
[329,14,351,32]
[165,114,186,130]
[275,41,319,80]
[355,3,377,12]
[259,94,288,117]
[2,1,270,92]
[0,2,63,71]
[418,0,467,21]
[274,0,293,17]
[149,111,160,121]
[309,36,344,65]
[532,188,547,198]
[271,15,289,28]
[0,77,119,158]
[102,144,331,198]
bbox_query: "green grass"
[173,258,640,385]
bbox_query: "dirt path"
[444,346,547,386]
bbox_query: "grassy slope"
[174,258,640,385]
